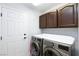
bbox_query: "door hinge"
[0,36,2,40]
[1,13,2,17]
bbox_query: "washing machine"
[43,39,72,56]
[30,36,43,56]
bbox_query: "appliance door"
[30,41,40,56]
[43,47,62,56]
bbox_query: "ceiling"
[32,3,61,12]
[24,3,62,13]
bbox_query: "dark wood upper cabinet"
[58,4,78,27]
[47,12,57,28]
[39,11,57,28]
[39,3,78,28]
[39,14,47,28]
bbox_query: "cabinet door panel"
[47,12,57,28]
[58,4,78,27]
[39,14,47,28]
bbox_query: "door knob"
[24,37,27,39]
[24,34,27,36]
[24,34,27,39]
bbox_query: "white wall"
[41,28,78,55]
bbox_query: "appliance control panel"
[58,44,69,51]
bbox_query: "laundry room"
[0,1,79,56]
[30,3,78,56]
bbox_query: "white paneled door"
[0,7,29,56]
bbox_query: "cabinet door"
[39,14,47,28]
[47,12,57,28]
[58,4,78,27]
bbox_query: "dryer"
[43,39,73,56]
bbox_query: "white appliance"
[33,34,75,56]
